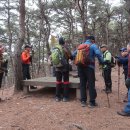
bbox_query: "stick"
[118,65,120,101]
[106,93,110,108]
[102,69,110,108]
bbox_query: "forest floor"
[0,66,130,130]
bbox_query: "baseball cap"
[119,47,127,52]
[24,44,32,48]
[100,44,108,48]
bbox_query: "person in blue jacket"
[116,47,128,102]
[75,36,104,107]
[117,43,130,116]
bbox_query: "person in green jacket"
[100,44,112,93]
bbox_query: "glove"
[125,78,130,88]
[99,64,103,69]
[115,56,119,59]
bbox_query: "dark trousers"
[103,68,112,91]
[124,69,129,91]
[55,71,69,98]
[78,67,97,103]
[0,72,4,88]
[22,64,31,80]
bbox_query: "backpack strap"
[103,51,111,59]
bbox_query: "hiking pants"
[22,64,31,80]
[124,69,129,91]
[124,89,130,113]
[55,71,69,98]
[0,72,4,88]
[78,67,97,103]
[103,67,112,91]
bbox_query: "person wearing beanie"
[53,37,73,102]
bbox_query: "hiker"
[117,43,130,116]
[115,48,128,102]
[51,37,73,102]
[0,45,8,88]
[100,44,112,93]
[21,45,37,90]
[74,36,104,107]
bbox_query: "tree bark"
[14,0,25,91]
[125,0,130,39]
[75,0,88,42]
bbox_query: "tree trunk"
[14,0,25,91]
[76,0,88,42]
[7,0,14,74]
[125,0,130,39]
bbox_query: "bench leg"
[76,88,80,99]
[23,86,29,94]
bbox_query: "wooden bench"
[22,77,80,99]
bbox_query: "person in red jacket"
[117,43,130,116]
[21,45,36,90]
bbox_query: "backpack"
[111,55,116,67]
[74,44,91,66]
[104,51,116,68]
[51,44,68,67]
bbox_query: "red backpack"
[74,44,91,66]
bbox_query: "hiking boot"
[30,86,37,89]
[117,111,130,117]
[123,94,128,102]
[88,102,98,108]
[81,101,87,107]
[55,97,61,102]
[106,89,112,94]
[102,88,107,92]
[63,97,69,102]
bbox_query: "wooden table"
[22,77,80,99]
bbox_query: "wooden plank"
[22,77,80,88]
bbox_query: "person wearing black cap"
[77,35,104,107]
[21,45,37,90]
[54,37,72,102]
[115,47,128,102]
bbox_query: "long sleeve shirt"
[21,50,31,64]
[128,54,130,78]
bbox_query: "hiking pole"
[106,92,110,108]
[30,49,34,78]
[102,70,111,108]
[118,65,120,102]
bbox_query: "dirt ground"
[0,66,130,130]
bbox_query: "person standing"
[116,48,128,102]
[100,44,112,93]
[117,43,130,116]
[52,37,72,102]
[21,45,37,90]
[0,45,7,88]
[77,36,104,107]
